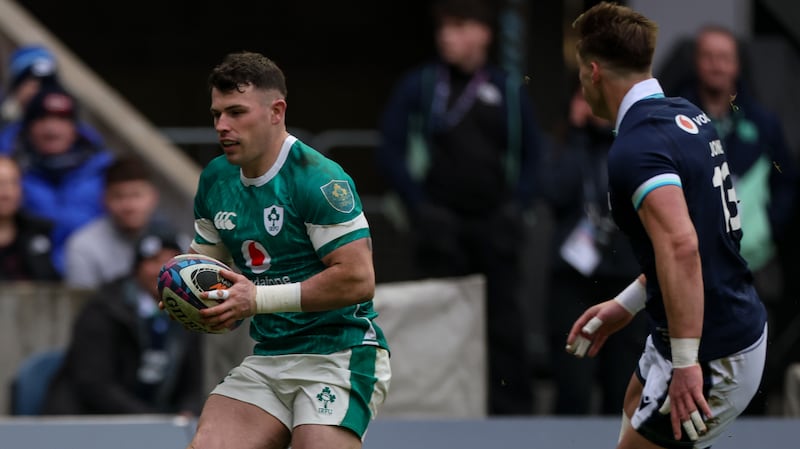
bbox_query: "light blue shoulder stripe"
[632,173,682,210]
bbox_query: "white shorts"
[631,325,767,448]
[211,346,391,439]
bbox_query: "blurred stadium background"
[1,0,799,447]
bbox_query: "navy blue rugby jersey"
[608,88,766,362]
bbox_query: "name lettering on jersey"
[692,112,711,126]
[264,205,284,236]
[252,275,293,286]
[709,139,724,157]
[675,114,699,134]
[214,211,237,230]
[320,180,355,213]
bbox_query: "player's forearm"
[655,233,704,339]
[298,262,375,312]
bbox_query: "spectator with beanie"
[1,45,58,127]
[377,0,542,415]
[0,44,104,151]
[42,227,204,415]
[0,155,59,281]
[11,85,114,274]
[65,155,175,290]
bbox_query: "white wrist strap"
[613,278,647,315]
[254,283,302,313]
[670,337,700,368]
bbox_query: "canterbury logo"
[214,211,237,230]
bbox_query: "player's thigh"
[189,394,291,449]
[291,424,361,449]
[618,425,665,449]
[622,371,643,419]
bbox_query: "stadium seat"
[9,349,65,415]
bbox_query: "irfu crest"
[316,386,336,415]
[264,205,284,236]
[320,180,355,213]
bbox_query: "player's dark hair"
[105,155,152,186]
[208,51,287,97]
[573,2,658,73]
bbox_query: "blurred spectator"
[42,227,204,415]
[376,0,541,415]
[675,25,799,414]
[0,155,59,281]
[539,86,646,415]
[1,45,58,127]
[10,85,114,274]
[65,155,171,289]
[0,44,104,151]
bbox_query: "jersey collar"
[240,134,297,187]
[615,78,665,134]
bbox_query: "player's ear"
[590,61,601,84]
[270,98,287,124]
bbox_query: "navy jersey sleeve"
[609,128,683,211]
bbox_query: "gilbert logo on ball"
[158,254,242,334]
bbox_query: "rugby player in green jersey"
[178,51,390,449]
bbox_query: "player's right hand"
[659,365,712,441]
[565,299,634,358]
[199,269,257,331]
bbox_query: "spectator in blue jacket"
[376,0,542,415]
[0,44,105,153]
[11,84,113,274]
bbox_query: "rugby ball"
[158,253,242,334]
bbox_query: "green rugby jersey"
[193,135,388,355]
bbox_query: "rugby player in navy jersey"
[564,3,767,448]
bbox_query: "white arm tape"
[670,337,700,368]
[613,278,647,315]
[255,283,302,314]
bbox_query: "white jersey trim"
[195,217,222,244]
[305,213,369,252]
[616,78,664,133]
[631,173,682,210]
[240,134,298,187]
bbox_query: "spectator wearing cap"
[65,155,178,290]
[0,155,60,281]
[42,227,204,416]
[12,85,114,274]
[1,45,59,127]
[0,44,104,154]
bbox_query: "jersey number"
[711,161,741,233]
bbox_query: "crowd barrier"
[1,275,487,418]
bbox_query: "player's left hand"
[658,365,712,441]
[565,299,634,358]
[198,269,256,331]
